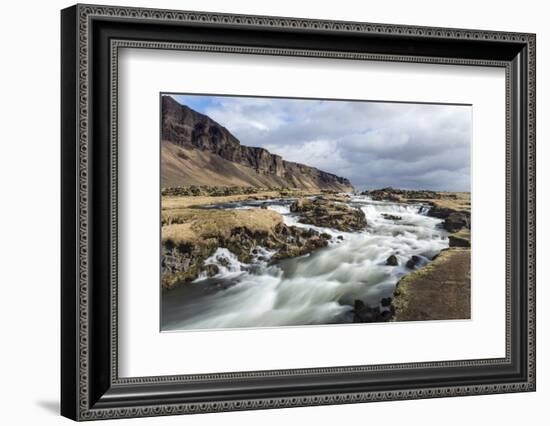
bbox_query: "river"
[161,195,449,331]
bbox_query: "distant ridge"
[161,96,354,191]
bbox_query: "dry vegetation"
[162,189,321,210]
[392,248,471,321]
[425,193,470,213]
[401,192,471,213]
[160,187,345,289]
[162,208,284,246]
[390,191,471,321]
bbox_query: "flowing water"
[161,195,448,331]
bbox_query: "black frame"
[61,4,536,421]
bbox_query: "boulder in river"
[290,197,367,232]
[204,264,220,277]
[380,297,393,307]
[427,205,456,219]
[364,188,402,202]
[353,300,392,322]
[161,240,214,289]
[444,211,470,233]
[364,187,455,202]
[289,197,312,213]
[406,255,421,269]
[270,223,332,261]
[449,233,471,247]
[381,213,402,221]
[386,254,398,266]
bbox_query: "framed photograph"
[61,4,536,421]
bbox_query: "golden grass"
[450,227,471,242]
[431,193,471,213]
[403,192,471,213]
[162,208,284,245]
[161,188,324,210]
[392,247,471,321]
[162,192,282,210]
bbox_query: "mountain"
[161,96,354,191]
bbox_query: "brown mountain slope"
[161,96,353,191]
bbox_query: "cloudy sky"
[171,94,471,192]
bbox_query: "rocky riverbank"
[161,188,339,289]
[162,187,324,209]
[365,188,473,321]
[364,187,471,245]
[162,185,471,325]
[162,187,462,330]
[391,248,471,321]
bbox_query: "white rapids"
[161,195,448,331]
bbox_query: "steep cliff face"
[161,96,353,191]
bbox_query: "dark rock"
[353,300,391,323]
[162,185,273,197]
[386,254,398,266]
[354,300,366,311]
[270,225,330,262]
[427,206,455,219]
[163,217,337,289]
[381,213,402,221]
[444,212,470,233]
[425,203,470,233]
[337,235,344,240]
[276,223,290,236]
[367,188,401,202]
[302,227,318,238]
[204,264,220,277]
[406,255,421,269]
[260,203,268,209]
[354,304,380,323]
[364,187,441,202]
[449,234,471,247]
[379,310,393,321]
[162,206,342,289]
[380,297,392,307]
[161,242,217,288]
[216,255,231,268]
[290,198,313,213]
[290,197,367,232]
[317,194,351,203]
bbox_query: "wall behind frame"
[0,0,546,425]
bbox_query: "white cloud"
[263,139,352,173]
[183,96,472,191]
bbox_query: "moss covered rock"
[290,197,366,232]
[161,208,331,289]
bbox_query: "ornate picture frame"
[61,4,536,421]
